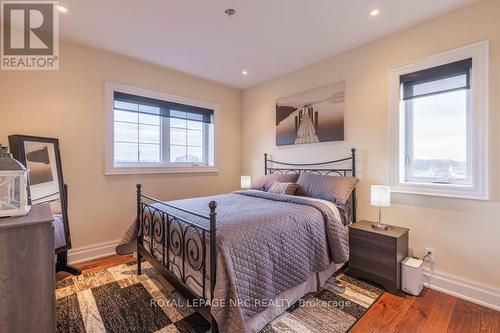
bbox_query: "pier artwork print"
[276,81,345,146]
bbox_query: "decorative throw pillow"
[296,173,359,205]
[251,173,299,191]
[267,181,300,195]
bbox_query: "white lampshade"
[240,176,252,189]
[371,185,391,208]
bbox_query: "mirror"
[8,135,80,275]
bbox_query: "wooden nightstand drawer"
[350,231,395,280]
[350,230,395,256]
[350,254,395,280]
[347,220,409,294]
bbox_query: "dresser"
[0,204,55,332]
[348,220,409,294]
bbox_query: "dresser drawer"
[0,204,55,332]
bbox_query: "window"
[388,42,489,199]
[402,59,472,185]
[105,82,216,174]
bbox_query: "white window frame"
[104,81,218,175]
[387,41,489,200]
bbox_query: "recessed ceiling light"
[57,5,68,13]
[242,70,248,75]
[370,9,380,16]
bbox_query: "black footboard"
[135,184,218,332]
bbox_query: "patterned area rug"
[261,273,383,332]
[56,261,383,333]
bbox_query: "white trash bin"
[401,257,423,296]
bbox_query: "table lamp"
[240,176,252,189]
[371,185,391,230]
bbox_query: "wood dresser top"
[0,203,53,229]
[349,220,409,238]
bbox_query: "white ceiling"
[59,0,476,88]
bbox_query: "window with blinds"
[400,58,472,185]
[388,42,488,199]
[108,88,215,171]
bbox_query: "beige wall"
[0,41,241,248]
[241,0,500,287]
[0,0,498,289]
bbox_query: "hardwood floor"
[351,288,499,333]
[58,255,499,333]
[56,254,135,281]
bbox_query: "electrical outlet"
[424,247,435,262]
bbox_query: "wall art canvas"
[276,81,345,146]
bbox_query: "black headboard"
[264,148,357,223]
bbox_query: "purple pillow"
[296,173,358,205]
[251,173,299,191]
[268,181,300,195]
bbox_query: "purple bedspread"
[117,190,349,332]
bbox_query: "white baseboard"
[68,239,121,264]
[423,268,500,311]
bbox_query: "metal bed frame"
[264,148,357,223]
[135,148,356,332]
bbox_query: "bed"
[49,201,67,250]
[134,149,357,332]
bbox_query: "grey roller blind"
[114,92,213,123]
[400,58,472,101]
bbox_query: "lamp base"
[372,222,388,231]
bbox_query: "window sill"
[391,182,489,201]
[105,166,219,175]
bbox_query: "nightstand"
[347,220,409,294]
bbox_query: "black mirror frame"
[8,134,72,253]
